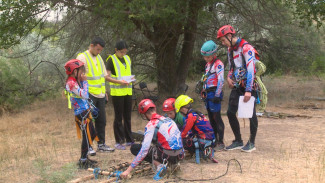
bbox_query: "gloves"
[211,97,221,103]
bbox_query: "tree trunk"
[155,32,180,99]
[152,0,202,99]
[177,0,201,88]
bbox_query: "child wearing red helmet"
[64,59,99,169]
[162,98,184,130]
[121,99,183,180]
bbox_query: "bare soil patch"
[0,76,324,183]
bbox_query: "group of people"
[65,37,134,168]
[64,24,261,179]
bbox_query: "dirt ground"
[0,77,324,183]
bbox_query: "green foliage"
[0,0,324,100]
[0,57,33,110]
[264,22,324,74]
[310,56,325,75]
[189,0,325,77]
[0,33,67,111]
[0,0,47,48]
[285,0,325,28]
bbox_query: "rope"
[93,168,101,179]
[164,159,242,183]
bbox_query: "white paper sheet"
[121,75,136,83]
[238,96,255,118]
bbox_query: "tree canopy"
[0,0,324,104]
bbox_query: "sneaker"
[207,148,218,163]
[97,144,115,152]
[215,143,225,151]
[115,143,126,150]
[78,159,98,169]
[125,142,134,146]
[88,146,96,156]
[256,112,264,117]
[241,141,256,153]
[225,140,244,150]
[209,155,218,163]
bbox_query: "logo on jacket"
[248,51,252,56]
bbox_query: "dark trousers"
[90,94,107,144]
[207,110,224,144]
[227,89,258,144]
[80,121,97,159]
[112,95,133,144]
[130,144,180,164]
[76,112,98,159]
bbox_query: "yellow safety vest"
[108,54,132,96]
[79,51,106,95]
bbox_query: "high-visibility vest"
[64,89,83,109]
[79,51,106,95]
[108,54,132,96]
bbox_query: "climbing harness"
[192,137,217,164]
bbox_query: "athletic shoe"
[78,159,98,169]
[125,142,134,146]
[97,144,115,152]
[207,148,218,163]
[115,143,126,150]
[88,146,96,156]
[256,112,264,117]
[225,140,244,150]
[241,141,256,153]
[215,143,225,151]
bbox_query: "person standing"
[64,59,99,169]
[200,40,225,151]
[216,25,259,152]
[76,37,115,153]
[106,40,134,150]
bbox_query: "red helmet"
[64,59,84,75]
[138,99,156,114]
[217,25,236,39]
[162,98,176,112]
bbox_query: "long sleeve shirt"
[130,114,182,168]
[181,109,215,140]
[65,77,89,115]
[204,57,224,97]
[227,38,257,92]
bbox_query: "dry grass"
[0,75,324,183]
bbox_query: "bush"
[310,56,325,76]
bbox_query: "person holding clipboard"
[216,25,259,153]
[106,40,135,150]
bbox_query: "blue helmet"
[200,40,218,56]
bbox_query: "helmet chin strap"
[75,68,81,87]
[225,34,234,48]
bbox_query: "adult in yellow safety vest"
[76,37,115,153]
[106,40,134,150]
